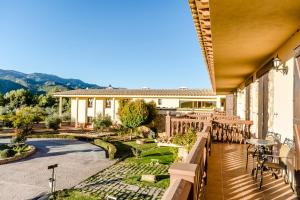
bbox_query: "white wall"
[272,58,294,141]
[77,99,86,123]
[71,98,77,123]
[236,88,246,119]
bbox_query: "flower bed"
[0,145,36,165]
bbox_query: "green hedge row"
[94,139,117,160]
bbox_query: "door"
[258,73,269,139]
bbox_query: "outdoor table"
[245,139,276,179]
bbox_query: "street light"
[48,164,58,196]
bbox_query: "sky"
[0,0,211,89]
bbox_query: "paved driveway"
[0,138,115,200]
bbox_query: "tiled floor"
[206,143,297,200]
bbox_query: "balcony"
[162,111,298,200]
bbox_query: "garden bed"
[0,144,36,165]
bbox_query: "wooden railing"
[162,128,210,200]
[165,112,211,137]
[212,119,253,143]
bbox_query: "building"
[187,0,300,196]
[53,88,225,127]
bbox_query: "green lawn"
[50,190,97,200]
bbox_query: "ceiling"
[208,0,300,93]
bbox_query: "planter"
[0,145,36,165]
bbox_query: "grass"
[124,174,170,189]
[126,146,175,165]
[50,190,98,200]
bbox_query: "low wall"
[0,145,36,165]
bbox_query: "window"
[105,99,111,108]
[158,99,162,105]
[87,117,93,124]
[88,98,93,108]
[179,100,216,109]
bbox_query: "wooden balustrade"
[162,130,209,200]
[165,112,212,138]
[212,119,253,143]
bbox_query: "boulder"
[141,174,156,183]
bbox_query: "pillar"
[112,98,116,121]
[75,97,79,128]
[166,111,171,137]
[58,97,63,117]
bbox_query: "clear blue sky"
[0,0,211,89]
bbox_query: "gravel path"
[0,138,115,200]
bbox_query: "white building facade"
[54,89,225,127]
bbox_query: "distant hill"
[0,69,105,94]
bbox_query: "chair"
[246,144,257,170]
[258,138,294,189]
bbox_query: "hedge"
[94,139,117,160]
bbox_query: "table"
[246,139,276,147]
[246,139,276,179]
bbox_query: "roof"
[188,0,300,94]
[53,88,216,97]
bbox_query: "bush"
[45,115,62,131]
[11,136,26,144]
[0,149,15,158]
[93,114,112,132]
[61,112,71,122]
[13,144,31,154]
[172,128,197,151]
[94,139,117,160]
[131,147,142,158]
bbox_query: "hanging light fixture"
[273,54,288,75]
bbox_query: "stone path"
[0,138,115,200]
[75,162,169,200]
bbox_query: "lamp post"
[48,164,58,196]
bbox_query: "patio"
[206,143,297,200]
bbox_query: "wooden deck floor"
[206,143,297,200]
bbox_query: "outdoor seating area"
[162,111,297,199]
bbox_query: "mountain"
[0,69,105,94]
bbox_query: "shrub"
[172,128,197,151]
[13,144,31,154]
[11,136,26,144]
[45,115,62,131]
[0,149,15,158]
[11,106,37,140]
[94,139,117,160]
[61,112,71,122]
[93,114,112,132]
[131,147,142,158]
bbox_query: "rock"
[136,139,145,145]
[137,126,151,138]
[141,174,156,183]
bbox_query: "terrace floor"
[206,143,297,200]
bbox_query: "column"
[165,111,171,138]
[75,97,79,128]
[93,97,96,118]
[112,98,116,121]
[58,97,63,117]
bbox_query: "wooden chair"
[258,138,294,189]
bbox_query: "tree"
[118,99,149,140]
[0,93,5,106]
[93,114,112,132]
[38,94,57,108]
[45,114,61,131]
[11,107,37,141]
[4,89,33,109]
[143,101,157,125]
